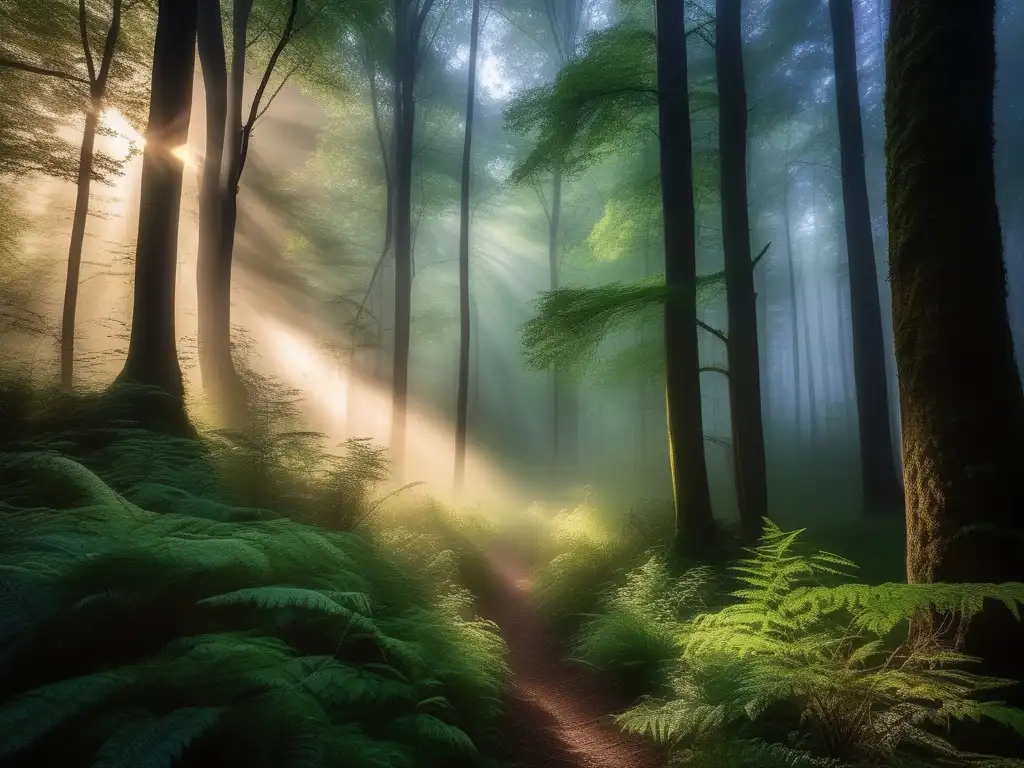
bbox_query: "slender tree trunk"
[391,0,419,477]
[116,0,198,402]
[196,0,232,410]
[887,0,1024,706]
[716,0,766,542]
[830,0,903,514]
[799,239,819,449]
[655,0,717,556]
[781,164,802,439]
[61,107,100,389]
[60,0,123,390]
[834,216,853,438]
[454,0,481,491]
[548,165,563,477]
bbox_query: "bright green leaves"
[505,24,658,183]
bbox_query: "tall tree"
[454,0,482,491]
[542,0,585,486]
[60,0,124,390]
[196,0,319,420]
[829,0,902,514]
[656,0,717,555]
[115,0,198,402]
[715,0,766,542]
[390,0,437,476]
[0,0,149,388]
[886,0,1024,702]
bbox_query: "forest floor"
[477,545,665,768]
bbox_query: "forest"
[1,0,1024,766]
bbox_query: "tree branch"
[78,0,97,84]
[0,55,89,84]
[699,365,729,377]
[696,318,728,346]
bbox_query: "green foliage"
[0,384,508,768]
[504,23,660,183]
[615,521,1024,767]
[574,555,716,693]
[0,0,152,182]
[520,273,726,372]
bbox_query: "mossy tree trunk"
[655,0,718,556]
[830,0,903,515]
[716,0,767,543]
[116,0,198,402]
[886,0,1024,704]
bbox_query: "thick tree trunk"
[830,0,903,514]
[116,0,198,401]
[887,0,1024,705]
[716,0,766,542]
[655,0,717,556]
[60,0,123,390]
[454,0,480,492]
[195,0,237,414]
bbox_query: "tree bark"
[390,0,428,478]
[195,0,235,414]
[655,0,717,556]
[60,0,123,390]
[887,0,1024,705]
[716,0,767,543]
[454,0,481,492]
[116,0,198,401]
[830,0,903,514]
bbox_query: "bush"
[617,522,1024,767]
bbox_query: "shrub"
[0,441,507,767]
[617,521,1024,767]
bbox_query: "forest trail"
[477,545,665,768]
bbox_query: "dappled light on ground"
[479,544,664,768]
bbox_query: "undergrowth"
[0,375,508,767]
[563,519,1024,766]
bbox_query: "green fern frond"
[91,707,223,768]
[0,670,133,758]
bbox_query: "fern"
[614,520,1024,766]
[91,707,223,768]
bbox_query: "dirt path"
[476,545,666,768]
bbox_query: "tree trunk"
[390,0,418,478]
[781,162,802,439]
[61,106,100,390]
[116,0,198,402]
[716,0,766,542]
[887,0,1024,706]
[830,0,903,514]
[195,0,235,413]
[655,0,717,556]
[60,0,123,390]
[454,0,481,492]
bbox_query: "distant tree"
[115,0,198,404]
[454,0,482,492]
[886,0,1024,703]
[0,0,151,389]
[715,0,765,542]
[829,0,902,515]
